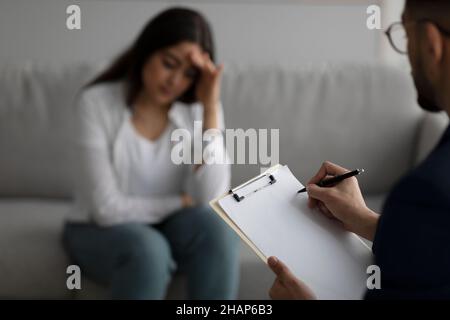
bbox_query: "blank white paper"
[218,165,373,299]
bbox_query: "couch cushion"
[0,199,72,299]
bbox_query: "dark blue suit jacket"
[365,124,450,299]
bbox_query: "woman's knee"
[189,206,240,254]
[115,223,174,268]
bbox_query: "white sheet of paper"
[218,165,373,299]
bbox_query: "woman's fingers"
[203,52,215,73]
[189,51,206,71]
[190,50,220,77]
[215,63,224,77]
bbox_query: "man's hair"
[406,0,450,28]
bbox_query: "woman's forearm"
[193,103,220,172]
[203,103,220,130]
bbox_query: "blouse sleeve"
[183,102,231,204]
[72,90,183,227]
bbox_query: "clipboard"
[210,164,283,263]
[209,164,373,300]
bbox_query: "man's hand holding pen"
[268,161,380,300]
[306,162,379,242]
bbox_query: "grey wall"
[0,0,385,67]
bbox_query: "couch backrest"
[221,64,423,194]
[0,63,102,198]
[0,62,422,198]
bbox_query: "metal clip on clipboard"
[229,174,277,202]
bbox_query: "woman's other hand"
[181,193,195,208]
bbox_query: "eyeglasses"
[385,20,450,55]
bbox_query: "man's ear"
[423,22,444,64]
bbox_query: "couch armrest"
[414,112,449,166]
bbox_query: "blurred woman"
[63,7,239,300]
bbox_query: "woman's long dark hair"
[86,7,215,108]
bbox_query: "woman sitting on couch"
[63,7,239,300]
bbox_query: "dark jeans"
[62,205,240,299]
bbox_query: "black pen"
[297,169,364,193]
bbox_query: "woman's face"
[141,41,202,106]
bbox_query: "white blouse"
[67,81,231,227]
